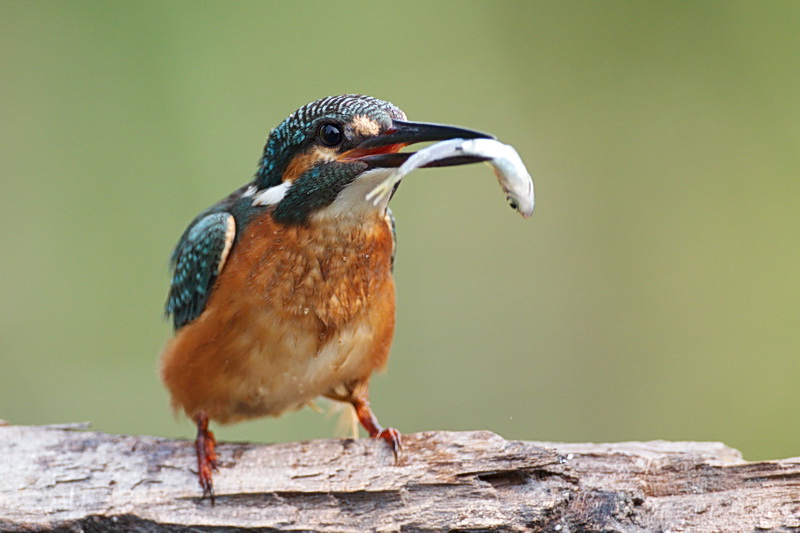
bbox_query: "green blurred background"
[2,1,799,461]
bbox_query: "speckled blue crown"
[256,95,405,188]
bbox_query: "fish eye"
[318,123,344,147]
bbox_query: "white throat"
[316,167,395,221]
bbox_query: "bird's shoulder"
[165,185,263,330]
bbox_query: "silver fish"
[366,137,534,218]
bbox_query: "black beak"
[350,119,495,169]
[359,120,494,148]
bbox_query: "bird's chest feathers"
[226,210,394,329]
[161,210,396,422]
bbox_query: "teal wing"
[166,212,236,330]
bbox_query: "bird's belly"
[160,279,395,424]
[229,316,380,420]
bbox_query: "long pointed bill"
[360,120,494,148]
[344,119,495,169]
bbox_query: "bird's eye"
[318,123,343,147]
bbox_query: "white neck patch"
[313,167,395,221]
[252,181,292,207]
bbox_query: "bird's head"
[252,94,492,224]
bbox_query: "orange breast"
[159,209,396,424]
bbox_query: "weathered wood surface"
[1,424,799,532]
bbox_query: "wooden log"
[1,423,799,532]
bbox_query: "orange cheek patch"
[281,147,337,183]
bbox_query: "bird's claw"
[196,440,217,503]
[195,412,218,504]
[376,427,402,462]
[198,467,215,503]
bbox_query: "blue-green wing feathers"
[166,212,236,330]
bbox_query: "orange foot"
[375,426,402,460]
[351,397,402,461]
[194,411,218,503]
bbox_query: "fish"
[366,137,535,218]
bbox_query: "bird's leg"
[348,391,402,461]
[194,411,217,503]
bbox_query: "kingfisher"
[159,94,493,501]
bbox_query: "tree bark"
[1,423,798,532]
